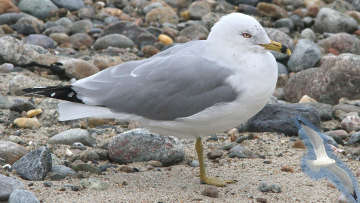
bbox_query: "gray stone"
[48,128,96,147]
[145,7,179,25]
[341,113,360,132]
[143,2,163,14]
[80,178,109,191]
[23,34,57,49]
[302,17,314,27]
[12,16,44,35]
[302,102,333,121]
[318,33,360,55]
[0,175,24,201]
[189,1,211,20]
[0,93,11,109]
[179,24,209,40]
[228,145,256,158]
[8,189,39,203]
[18,0,58,20]
[349,0,360,11]
[70,19,93,34]
[13,147,52,181]
[108,128,184,166]
[287,39,321,72]
[201,12,221,30]
[69,33,93,50]
[300,28,316,41]
[51,0,85,11]
[70,160,101,174]
[274,18,295,31]
[284,54,360,104]
[57,58,99,79]
[238,103,321,136]
[348,132,360,145]
[0,141,27,165]
[48,165,76,180]
[277,62,288,75]
[0,13,27,25]
[93,34,134,50]
[314,8,358,33]
[258,182,282,193]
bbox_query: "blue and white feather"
[295,117,360,203]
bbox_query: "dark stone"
[48,165,76,180]
[228,145,257,158]
[0,13,27,25]
[238,103,321,136]
[8,189,39,203]
[0,175,24,201]
[51,0,85,11]
[23,34,57,49]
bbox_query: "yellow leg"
[195,137,233,187]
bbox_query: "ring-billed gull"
[24,13,291,187]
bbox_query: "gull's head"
[208,13,291,55]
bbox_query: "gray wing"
[73,42,238,121]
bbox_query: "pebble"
[256,2,288,19]
[18,0,58,19]
[108,128,184,166]
[13,117,41,129]
[0,141,27,164]
[188,160,199,167]
[8,189,39,203]
[287,39,321,72]
[143,2,163,14]
[48,128,96,147]
[80,178,109,191]
[256,197,267,203]
[341,113,360,132]
[23,34,57,49]
[58,58,99,79]
[48,165,76,180]
[238,103,320,136]
[300,28,316,41]
[179,24,209,40]
[0,174,24,201]
[281,165,294,173]
[93,34,134,50]
[317,33,360,55]
[207,150,223,159]
[70,160,101,174]
[13,146,52,181]
[274,18,295,31]
[314,8,358,33]
[70,19,93,34]
[188,1,211,20]
[158,34,173,45]
[228,145,256,158]
[26,109,43,118]
[292,140,306,149]
[258,182,282,193]
[69,33,93,50]
[201,186,219,198]
[0,93,11,109]
[12,16,44,35]
[119,165,139,173]
[51,0,85,11]
[145,7,179,25]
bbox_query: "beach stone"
[325,130,348,144]
[58,58,99,79]
[70,19,92,34]
[348,132,360,145]
[287,39,321,72]
[0,0,19,14]
[69,33,93,50]
[265,28,294,50]
[189,1,211,20]
[14,118,41,129]
[274,18,294,31]
[0,175,24,201]
[145,7,178,25]
[0,13,27,25]
[179,24,209,40]
[237,4,258,15]
[256,2,287,19]
[48,165,76,180]
[0,141,27,164]
[202,186,219,198]
[238,103,320,136]
[51,0,85,11]
[227,0,258,6]
[103,21,156,48]
[349,0,360,11]
[108,128,184,166]
[317,33,360,55]
[143,2,163,14]
[93,34,134,50]
[207,150,223,159]
[48,128,96,147]
[70,160,101,174]
[284,54,360,104]
[300,28,316,41]
[50,33,69,45]
[80,178,109,191]
[258,182,282,193]
[8,189,39,203]
[10,99,35,113]
[303,102,333,121]
[43,25,68,35]
[18,0,58,20]
[228,144,257,158]
[12,16,44,35]
[13,147,52,181]
[0,93,11,109]
[341,113,360,132]
[23,34,57,49]
[314,8,357,33]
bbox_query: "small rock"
[12,16,44,35]
[23,34,57,49]
[298,95,317,103]
[288,39,321,72]
[0,141,27,164]
[188,160,199,167]
[43,182,52,187]
[143,2,163,14]
[314,8,358,33]
[70,160,101,174]
[256,197,267,203]
[145,7,179,25]
[108,128,184,166]
[142,45,160,57]
[318,33,360,55]
[0,0,19,14]
[119,165,138,173]
[274,18,295,31]
[48,165,76,180]
[80,178,109,191]
[70,19,93,34]
[58,58,99,79]
[13,146,52,181]
[0,174,24,201]
[258,182,282,193]
[293,140,305,149]
[14,118,41,129]
[8,189,39,203]
[256,2,287,19]
[158,34,173,45]
[207,150,223,160]
[201,186,219,198]
[51,0,85,11]
[93,34,134,50]
[69,33,93,50]
[179,24,209,40]
[79,150,100,162]
[341,113,360,132]
[26,109,42,118]
[188,1,211,20]
[147,160,162,167]
[18,0,58,19]
[49,128,96,147]
[0,93,11,109]
[228,145,256,158]
[281,165,294,173]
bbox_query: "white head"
[207,13,271,48]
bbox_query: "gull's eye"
[242,32,252,38]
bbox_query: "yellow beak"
[260,40,291,55]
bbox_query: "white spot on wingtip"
[68,92,75,97]
[51,92,56,97]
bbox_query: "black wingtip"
[23,85,83,103]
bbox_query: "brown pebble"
[327,183,335,189]
[119,165,137,173]
[201,186,219,198]
[292,140,305,149]
[142,45,159,57]
[14,117,41,128]
[158,34,173,45]
[147,160,162,167]
[256,197,267,203]
[207,150,223,160]
[281,165,294,173]
[26,109,43,118]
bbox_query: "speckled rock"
[287,39,321,72]
[258,182,282,193]
[93,34,134,50]
[179,24,209,40]
[256,2,288,19]
[50,33,70,45]
[18,0,58,19]
[69,19,92,34]
[48,165,76,180]
[13,146,52,181]
[58,58,99,79]
[0,141,27,164]
[317,33,360,55]
[314,8,358,33]
[0,175,24,201]
[189,1,211,20]
[0,13,27,25]
[284,54,360,104]
[69,33,93,50]
[51,0,85,11]
[238,103,321,136]
[48,128,96,147]
[108,128,184,166]
[228,145,257,158]
[300,28,316,41]
[341,113,360,132]
[23,34,57,49]
[8,189,39,203]
[12,16,44,35]
[145,7,179,25]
